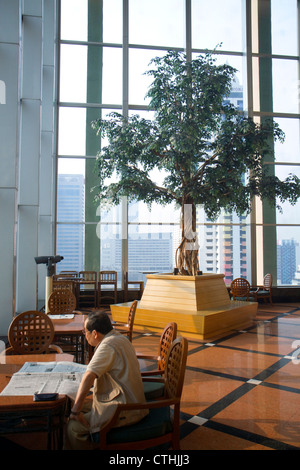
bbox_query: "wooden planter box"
[111,273,257,340]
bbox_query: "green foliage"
[92,50,300,220]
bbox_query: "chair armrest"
[0,347,13,355]
[99,396,180,444]
[136,354,158,361]
[112,321,128,327]
[141,369,164,376]
[142,376,165,383]
[113,324,129,332]
[49,344,63,353]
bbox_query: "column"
[0,0,21,334]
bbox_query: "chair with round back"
[6,310,62,355]
[48,289,78,315]
[251,273,273,304]
[230,277,255,301]
[47,289,84,361]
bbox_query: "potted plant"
[92,50,300,276]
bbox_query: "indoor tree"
[92,50,300,276]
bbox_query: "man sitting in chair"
[66,311,147,450]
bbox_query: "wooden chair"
[5,311,62,355]
[98,271,118,306]
[112,300,137,342]
[123,272,144,302]
[93,336,188,450]
[250,273,273,304]
[58,271,78,278]
[137,322,177,400]
[53,280,75,294]
[77,271,97,308]
[53,272,79,282]
[230,277,255,301]
[53,273,79,303]
[47,289,84,361]
[47,289,78,315]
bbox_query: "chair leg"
[171,433,180,450]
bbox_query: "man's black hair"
[85,311,113,335]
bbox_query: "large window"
[56,0,300,287]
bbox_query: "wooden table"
[51,314,88,363]
[0,353,74,450]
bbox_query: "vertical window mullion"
[122,0,129,283]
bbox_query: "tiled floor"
[2,302,300,450]
[133,302,300,450]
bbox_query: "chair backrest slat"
[158,322,177,371]
[164,337,188,400]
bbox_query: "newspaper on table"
[48,314,74,319]
[0,361,87,400]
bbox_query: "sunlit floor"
[133,302,300,450]
[2,301,300,450]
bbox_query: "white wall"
[0,0,57,335]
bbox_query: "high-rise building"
[277,239,299,285]
[56,174,85,272]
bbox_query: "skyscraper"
[56,174,85,272]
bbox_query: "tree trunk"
[175,197,199,275]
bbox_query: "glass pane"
[277,227,300,286]
[128,224,176,285]
[56,223,85,271]
[128,109,156,120]
[274,119,300,163]
[103,0,122,43]
[60,0,88,41]
[198,209,251,285]
[58,107,86,156]
[128,201,180,225]
[211,54,245,107]
[97,203,123,235]
[129,49,165,105]
[191,53,245,106]
[275,165,300,225]
[271,0,298,56]
[102,47,122,104]
[59,45,87,103]
[60,45,122,105]
[98,203,123,285]
[100,236,122,286]
[272,59,299,114]
[57,159,85,223]
[192,0,244,52]
[129,0,184,48]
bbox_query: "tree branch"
[124,162,178,201]
[192,151,219,183]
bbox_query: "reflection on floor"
[2,302,300,450]
[133,302,300,450]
